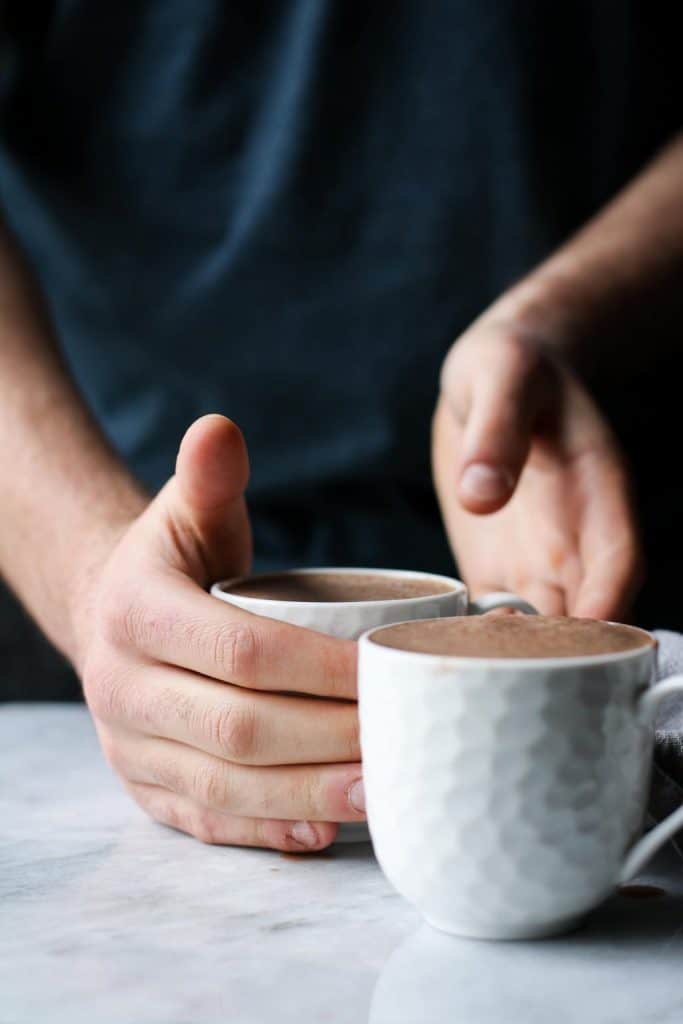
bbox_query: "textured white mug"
[212,568,533,842]
[359,620,683,938]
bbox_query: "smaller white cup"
[212,568,532,842]
[359,618,683,938]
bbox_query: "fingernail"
[460,463,513,503]
[289,822,319,849]
[347,779,366,814]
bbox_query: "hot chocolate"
[225,571,455,604]
[371,614,654,658]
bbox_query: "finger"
[106,570,357,699]
[469,578,567,617]
[571,452,643,621]
[127,782,337,851]
[443,335,556,514]
[513,582,567,617]
[115,733,366,822]
[101,661,360,765]
[157,414,252,584]
[573,536,643,621]
[176,414,250,517]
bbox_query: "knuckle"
[211,701,258,763]
[293,770,322,820]
[343,708,361,761]
[98,579,181,658]
[246,770,279,819]
[82,652,128,723]
[212,620,261,682]
[320,640,357,700]
[500,331,542,377]
[192,810,224,846]
[193,761,230,810]
[155,757,183,795]
[97,582,143,650]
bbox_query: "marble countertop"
[2,704,683,1024]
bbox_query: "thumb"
[445,336,555,514]
[163,414,252,583]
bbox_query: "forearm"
[0,218,148,668]
[489,133,683,373]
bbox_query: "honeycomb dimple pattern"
[359,642,654,939]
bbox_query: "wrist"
[482,265,609,379]
[65,489,148,673]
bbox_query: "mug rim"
[211,567,467,608]
[359,617,656,670]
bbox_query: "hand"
[78,415,362,852]
[433,319,643,618]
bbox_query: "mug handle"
[468,591,538,616]
[619,675,683,883]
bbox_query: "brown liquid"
[225,571,455,603]
[372,615,654,659]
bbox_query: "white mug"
[358,620,683,938]
[212,568,533,842]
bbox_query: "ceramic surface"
[211,567,468,638]
[359,632,683,938]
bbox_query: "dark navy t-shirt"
[0,1,680,586]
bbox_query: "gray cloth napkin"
[651,631,683,847]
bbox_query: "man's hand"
[78,415,363,852]
[434,320,643,619]
[433,136,683,621]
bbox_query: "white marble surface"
[2,705,683,1024]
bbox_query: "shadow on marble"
[370,882,683,1024]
